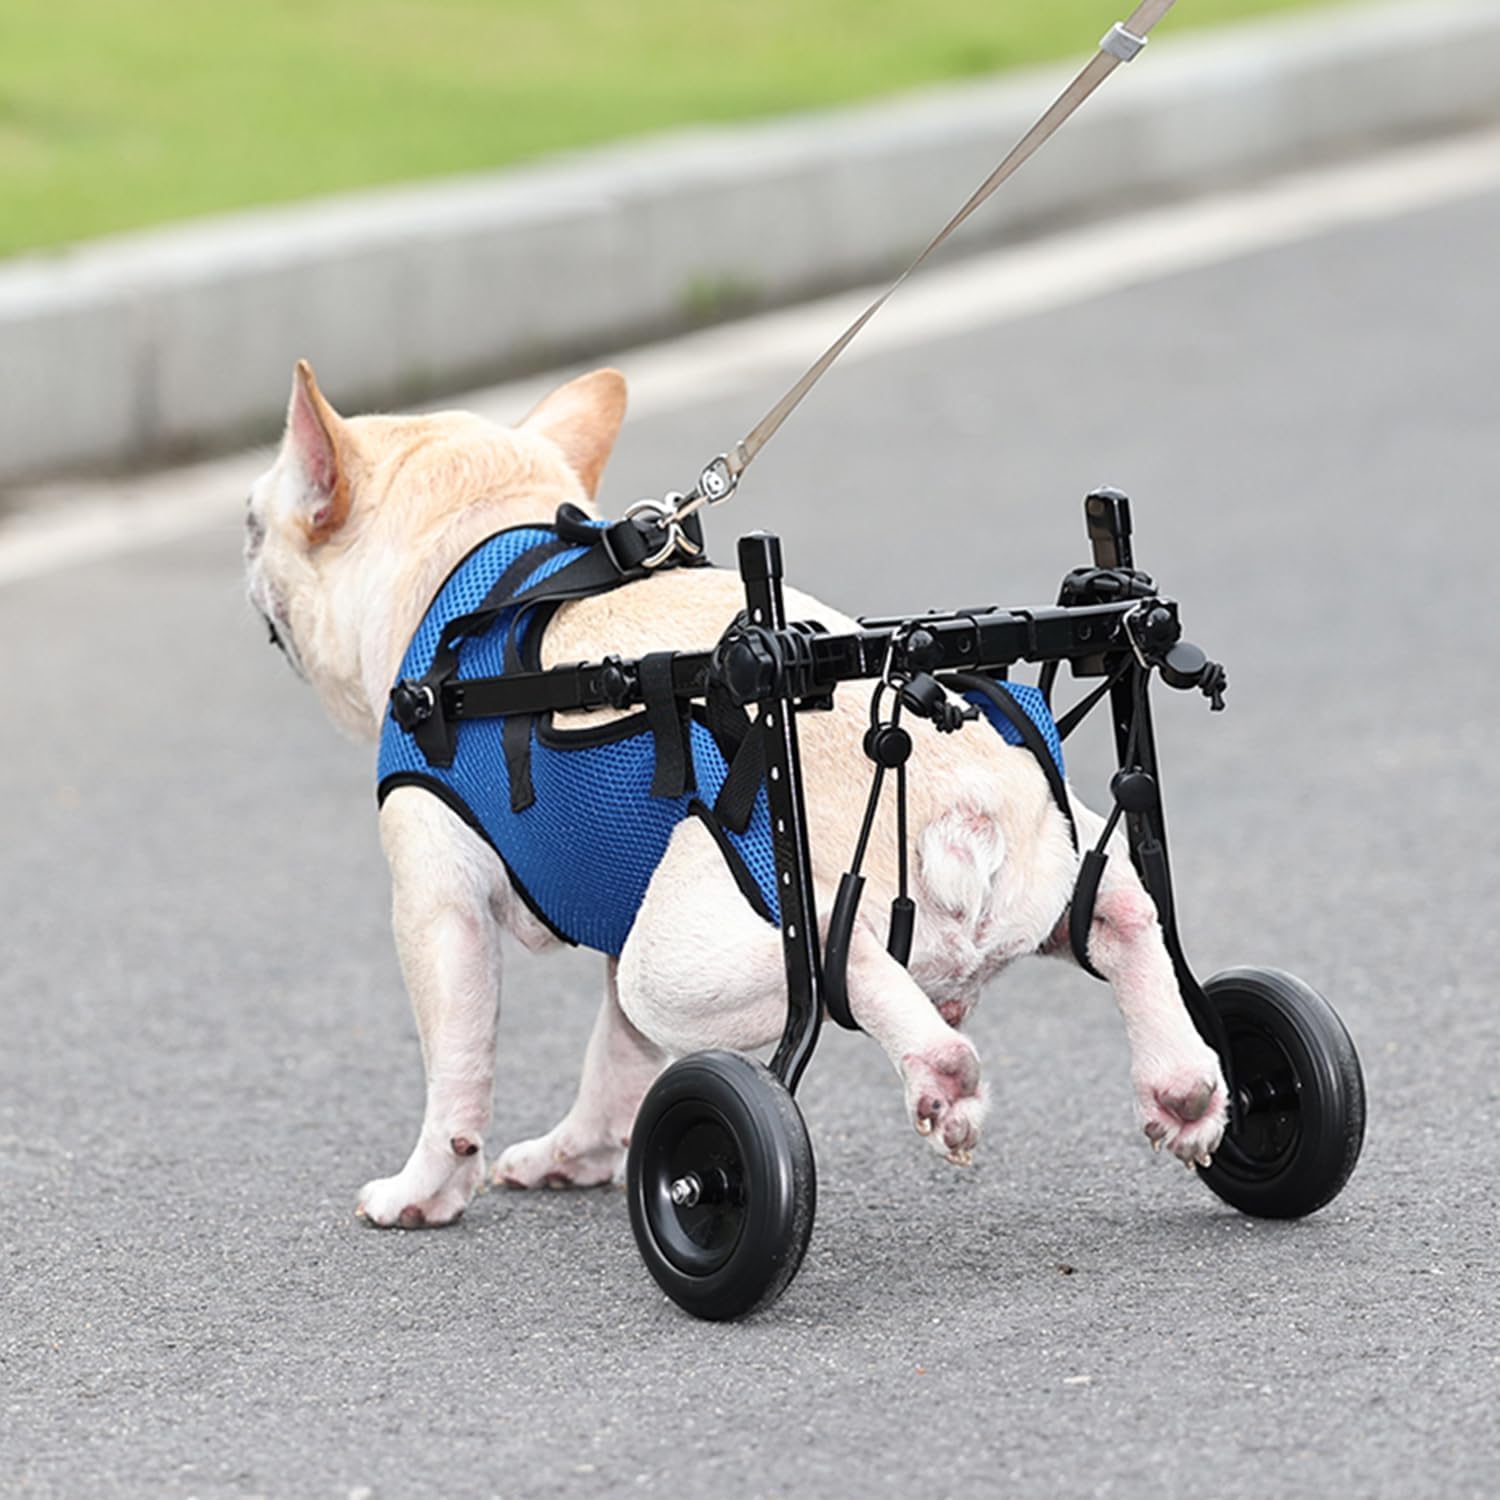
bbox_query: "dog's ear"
[283,359,352,544]
[518,368,627,499]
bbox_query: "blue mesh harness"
[377,521,1067,958]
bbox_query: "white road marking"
[4,125,1499,588]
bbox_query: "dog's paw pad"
[1137,1061,1228,1165]
[1158,1079,1216,1123]
[902,1041,987,1162]
[356,1153,484,1228]
[492,1131,623,1190]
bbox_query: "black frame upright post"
[737,533,825,1094]
[1086,491,1232,1069]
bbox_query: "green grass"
[1,0,1357,258]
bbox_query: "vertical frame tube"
[737,533,825,1094]
[1087,495,1234,1070]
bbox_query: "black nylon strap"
[412,536,574,768]
[400,510,709,772]
[554,501,707,576]
[704,681,752,761]
[640,652,693,798]
[446,660,625,720]
[703,684,762,833]
[501,601,542,812]
[505,509,709,611]
[434,537,575,667]
[713,732,765,835]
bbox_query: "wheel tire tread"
[1199,967,1365,1220]
[627,1051,816,1321]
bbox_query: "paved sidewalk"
[4,170,1499,1500]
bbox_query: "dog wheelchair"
[388,485,1367,1320]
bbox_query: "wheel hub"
[644,1112,749,1275]
[1224,1020,1302,1170]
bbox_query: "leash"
[628,0,1177,560]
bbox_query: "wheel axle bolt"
[670,1174,702,1208]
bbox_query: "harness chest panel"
[377,524,1067,960]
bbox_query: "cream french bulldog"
[243,359,1228,1228]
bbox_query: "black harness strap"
[713,734,765,835]
[413,536,574,766]
[395,507,710,773]
[640,652,694,798]
[702,683,763,834]
[500,598,555,813]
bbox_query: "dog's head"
[244,359,627,738]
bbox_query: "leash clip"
[669,453,740,530]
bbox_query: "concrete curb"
[4,0,1499,486]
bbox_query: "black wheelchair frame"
[418,487,1368,1320]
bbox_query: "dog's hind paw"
[902,1038,988,1165]
[1137,1060,1228,1166]
[492,1128,624,1190]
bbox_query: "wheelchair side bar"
[737,533,825,1094]
[435,598,1149,728]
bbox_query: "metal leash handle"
[658,0,1176,547]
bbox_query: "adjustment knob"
[721,634,780,704]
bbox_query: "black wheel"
[1198,967,1365,1220]
[627,1051,816,1321]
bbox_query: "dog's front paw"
[902,1038,988,1166]
[1136,1056,1228,1167]
[356,1147,486,1228]
[492,1127,625,1190]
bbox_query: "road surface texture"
[3,145,1498,1498]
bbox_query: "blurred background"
[5,0,1433,486]
[3,0,1350,256]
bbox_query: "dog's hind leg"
[618,818,987,1165]
[1052,801,1227,1166]
[357,789,507,1228]
[613,818,791,1058]
[844,925,988,1164]
[492,960,667,1189]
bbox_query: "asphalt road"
[4,157,1500,1499]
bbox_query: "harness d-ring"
[625,495,705,570]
